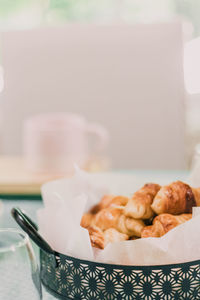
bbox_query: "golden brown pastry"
[89,195,129,213]
[81,196,129,230]
[99,195,129,209]
[94,207,122,230]
[99,195,116,209]
[191,187,200,206]
[124,183,161,219]
[109,196,130,208]
[89,195,115,213]
[81,180,197,248]
[117,215,145,237]
[141,213,192,238]
[88,226,105,249]
[88,226,128,249]
[151,181,197,215]
[80,213,95,229]
[104,228,129,247]
[94,207,145,237]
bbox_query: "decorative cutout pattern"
[40,251,200,299]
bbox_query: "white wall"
[0,23,185,169]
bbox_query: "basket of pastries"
[12,172,200,300]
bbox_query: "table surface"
[0,200,54,299]
[0,155,108,195]
[0,170,188,299]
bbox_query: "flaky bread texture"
[151,181,197,215]
[192,188,200,206]
[91,207,145,237]
[88,227,128,249]
[124,183,161,219]
[90,195,129,214]
[141,213,192,238]
[80,213,95,229]
[81,180,198,249]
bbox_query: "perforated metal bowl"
[12,208,200,300]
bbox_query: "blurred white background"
[0,23,184,169]
[0,0,200,170]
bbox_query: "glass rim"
[0,228,29,253]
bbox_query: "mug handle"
[86,123,109,154]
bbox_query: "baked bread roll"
[94,207,145,237]
[109,196,129,208]
[151,181,197,215]
[88,226,104,249]
[90,195,115,213]
[141,213,192,238]
[124,183,161,219]
[117,215,145,237]
[191,187,200,206]
[81,196,129,229]
[104,228,129,247]
[80,213,95,229]
[90,195,129,213]
[88,226,128,249]
[94,207,122,231]
[81,180,197,248]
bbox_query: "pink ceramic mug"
[23,113,109,173]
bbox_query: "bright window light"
[184,37,200,94]
[0,67,4,93]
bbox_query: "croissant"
[88,226,129,249]
[191,187,200,206]
[141,213,192,238]
[81,195,129,228]
[94,207,145,237]
[80,213,95,229]
[93,207,122,230]
[90,195,115,213]
[90,195,129,214]
[88,226,104,249]
[124,183,161,219]
[104,228,129,247]
[151,181,198,215]
[109,195,129,208]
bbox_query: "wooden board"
[0,156,108,195]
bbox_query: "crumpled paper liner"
[37,168,200,265]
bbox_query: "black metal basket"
[12,208,200,300]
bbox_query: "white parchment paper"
[37,168,200,265]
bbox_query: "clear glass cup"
[0,228,41,299]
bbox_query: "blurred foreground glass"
[0,228,41,299]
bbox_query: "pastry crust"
[81,213,95,229]
[94,207,123,231]
[99,195,129,209]
[192,188,200,206]
[90,195,115,213]
[88,226,105,249]
[81,180,197,249]
[93,207,145,237]
[104,228,129,247]
[89,195,129,213]
[124,183,161,219]
[151,181,197,215]
[117,215,145,237]
[88,226,128,249]
[141,213,192,238]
